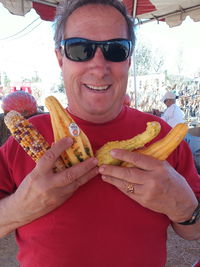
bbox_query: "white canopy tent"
[0,0,200,27]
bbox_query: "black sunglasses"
[60,38,132,62]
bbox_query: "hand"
[12,137,98,224]
[152,109,161,116]
[99,149,198,222]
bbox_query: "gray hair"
[53,0,135,50]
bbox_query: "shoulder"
[174,104,183,112]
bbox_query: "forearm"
[172,220,200,240]
[0,194,30,238]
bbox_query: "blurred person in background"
[153,91,185,128]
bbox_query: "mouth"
[84,84,111,92]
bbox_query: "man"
[161,91,185,127]
[0,0,199,266]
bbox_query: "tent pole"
[132,0,138,109]
[132,50,137,109]
[135,4,200,26]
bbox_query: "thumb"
[37,137,73,172]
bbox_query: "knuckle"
[42,149,58,162]
[161,160,169,169]
[75,179,83,189]
[64,170,75,185]
[124,166,134,179]
[131,152,143,165]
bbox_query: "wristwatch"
[178,199,200,225]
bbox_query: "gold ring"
[126,183,135,194]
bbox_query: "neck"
[68,106,123,124]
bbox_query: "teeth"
[86,84,109,90]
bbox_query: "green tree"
[134,39,164,75]
[3,72,11,87]
[135,42,153,75]
[151,48,164,73]
[31,71,42,83]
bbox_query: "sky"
[0,2,200,85]
[0,4,60,86]
[135,17,200,76]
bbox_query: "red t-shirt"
[0,106,200,267]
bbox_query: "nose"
[93,47,106,61]
[88,47,110,77]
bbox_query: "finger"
[49,165,98,200]
[99,164,146,184]
[110,149,162,170]
[37,137,73,173]
[55,157,98,187]
[66,165,99,192]
[101,174,143,196]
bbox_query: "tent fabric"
[123,0,156,16]
[0,0,32,16]
[0,0,200,27]
[32,2,56,21]
[136,0,200,27]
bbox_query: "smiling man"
[55,2,133,123]
[0,0,200,266]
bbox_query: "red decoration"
[1,91,37,117]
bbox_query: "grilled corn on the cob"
[122,123,188,167]
[4,110,66,172]
[45,96,93,167]
[96,121,161,166]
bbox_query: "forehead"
[64,4,128,40]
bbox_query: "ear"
[128,57,132,68]
[55,49,63,68]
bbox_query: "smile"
[84,84,110,91]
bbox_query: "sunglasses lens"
[61,38,131,62]
[103,40,130,62]
[64,39,94,61]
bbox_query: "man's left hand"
[99,149,198,223]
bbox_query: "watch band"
[178,199,200,225]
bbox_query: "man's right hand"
[0,137,98,236]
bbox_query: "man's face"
[164,99,174,107]
[56,4,131,123]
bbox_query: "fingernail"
[99,166,105,173]
[110,150,117,156]
[101,175,106,180]
[92,158,98,165]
